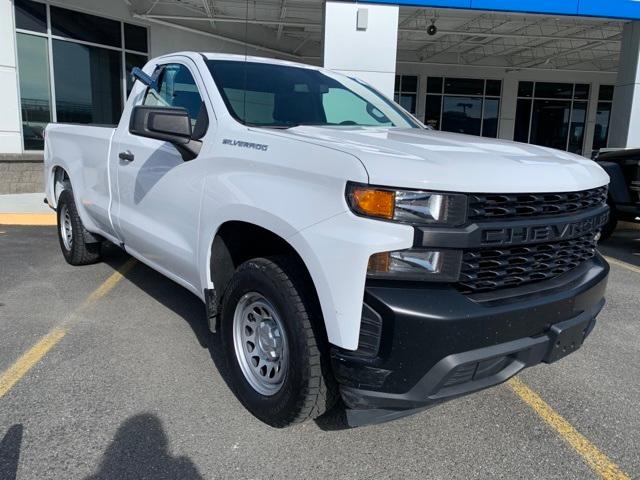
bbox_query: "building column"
[0,0,23,154]
[609,21,640,149]
[498,74,518,141]
[323,1,399,98]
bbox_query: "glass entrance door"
[514,82,589,155]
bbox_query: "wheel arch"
[206,220,325,337]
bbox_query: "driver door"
[111,59,211,290]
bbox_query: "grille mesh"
[458,234,598,293]
[468,187,608,221]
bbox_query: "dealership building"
[1,0,640,193]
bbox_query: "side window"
[322,88,392,126]
[143,63,204,128]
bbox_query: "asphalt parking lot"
[1,224,639,480]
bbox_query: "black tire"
[600,201,618,241]
[57,189,102,266]
[220,256,337,428]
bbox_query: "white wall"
[397,62,617,155]
[323,1,399,97]
[610,21,640,148]
[0,0,22,154]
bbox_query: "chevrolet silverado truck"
[44,53,610,428]
[594,148,640,239]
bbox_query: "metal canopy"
[126,0,624,72]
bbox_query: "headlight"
[346,182,467,226]
[368,249,462,282]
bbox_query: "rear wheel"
[57,189,102,266]
[220,256,336,428]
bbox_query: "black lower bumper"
[331,255,609,426]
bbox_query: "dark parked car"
[595,148,640,239]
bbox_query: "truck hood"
[274,126,609,193]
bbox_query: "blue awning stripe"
[357,0,640,21]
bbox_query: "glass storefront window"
[14,0,47,33]
[16,33,51,150]
[394,75,418,114]
[124,23,148,53]
[126,53,149,96]
[425,77,501,138]
[515,81,591,155]
[14,0,150,149]
[442,96,482,135]
[592,85,614,152]
[50,6,122,48]
[53,40,122,125]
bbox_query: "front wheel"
[57,189,102,266]
[220,256,336,428]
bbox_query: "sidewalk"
[0,193,56,225]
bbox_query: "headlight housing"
[368,249,462,282]
[346,182,467,226]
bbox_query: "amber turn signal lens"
[368,252,391,273]
[351,187,395,219]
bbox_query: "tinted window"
[17,33,51,150]
[485,80,502,97]
[124,23,148,53]
[14,0,47,33]
[144,64,203,126]
[424,95,441,130]
[444,78,484,96]
[51,6,121,48]
[518,82,534,98]
[514,99,532,142]
[482,98,500,138]
[593,102,612,151]
[574,84,590,100]
[441,96,482,135]
[427,77,443,94]
[125,53,148,96]
[530,100,571,150]
[401,75,418,92]
[534,82,573,99]
[599,85,614,102]
[568,101,587,154]
[53,40,122,125]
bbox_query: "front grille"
[468,187,608,221]
[458,234,598,293]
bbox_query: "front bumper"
[331,255,609,426]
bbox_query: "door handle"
[119,150,135,162]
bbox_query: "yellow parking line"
[603,256,640,275]
[0,213,57,226]
[0,258,136,399]
[508,378,630,480]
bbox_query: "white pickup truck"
[45,52,611,427]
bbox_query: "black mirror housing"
[129,106,202,160]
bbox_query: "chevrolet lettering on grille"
[481,211,609,246]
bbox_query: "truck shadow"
[100,244,352,432]
[599,222,640,268]
[84,413,203,480]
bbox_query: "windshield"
[206,60,421,129]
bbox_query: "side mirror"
[129,106,202,161]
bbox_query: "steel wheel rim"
[232,292,288,396]
[60,204,73,251]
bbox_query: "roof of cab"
[201,52,322,71]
